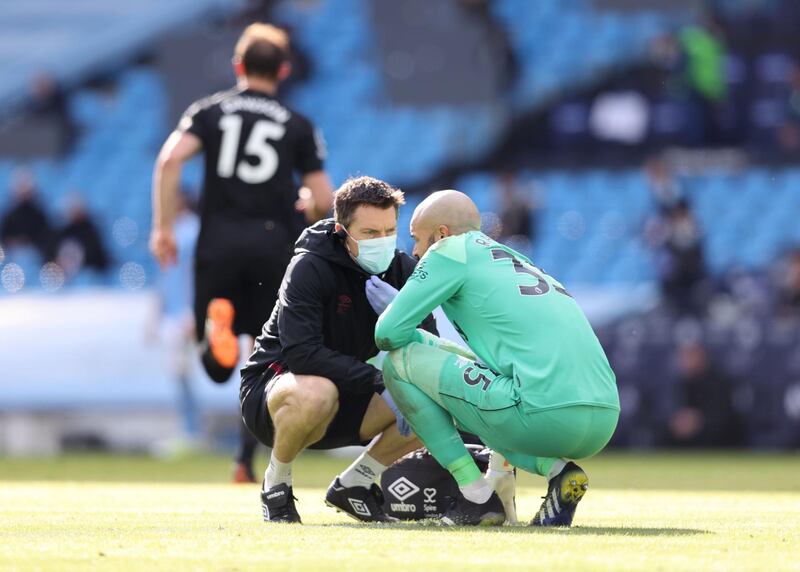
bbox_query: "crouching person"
[240,176,437,523]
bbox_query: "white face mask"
[343,228,397,274]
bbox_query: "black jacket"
[242,219,437,396]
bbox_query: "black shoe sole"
[324,499,398,523]
[441,511,505,526]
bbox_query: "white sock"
[488,451,513,473]
[460,478,493,504]
[548,459,568,481]
[265,452,292,489]
[486,469,513,482]
[338,452,387,489]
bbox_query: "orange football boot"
[206,298,239,368]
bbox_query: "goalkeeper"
[372,190,619,526]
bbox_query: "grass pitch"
[1,452,798,571]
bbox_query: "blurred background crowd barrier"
[0,0,798,454]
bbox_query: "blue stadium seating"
[451,167,800,287]
[272,0,672,186]
[2,58,799,296]
[0,67,166,292]
[1,2,797,296]
[0,0,243,114]
[491,0,673,110]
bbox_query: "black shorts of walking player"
[194,252,288,342]
[194,216,297,382]
[241,364,374,449]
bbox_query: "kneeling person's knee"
[270,374,339,422]
[384,346,411,385]
[300,376,339,418]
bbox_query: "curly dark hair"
[333,176,405,228]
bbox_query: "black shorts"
[194,253,288,340]
[240,366,375,450]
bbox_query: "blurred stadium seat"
[0,0,679,293]
[0,0,243,114]
[0,0,795,296]
[450,167,800,285]
[0,67,168,291]
[492,0,672,109]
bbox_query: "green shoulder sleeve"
[375,235,467,350]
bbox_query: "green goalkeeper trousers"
[382,339,618,479]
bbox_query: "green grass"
[1,452,798,571]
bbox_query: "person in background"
[28,73,77,155]
[667,342,742,448]
[52,194,110,277]
[492,171,537,252]
[777,62,800,152]
[650,10,728,147]
[643,157,685,292]
[0,168,52,261]
[677,10,728,146]
[646,198,707,314]
[776,247,800,316]
[643,156,683,212]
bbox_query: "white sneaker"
[485,470,518,524]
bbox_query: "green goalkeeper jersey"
[375,231,619,412]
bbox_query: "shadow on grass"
[311,523,710,536]
[521,526,710,536]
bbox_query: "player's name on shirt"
[220,96,291,123]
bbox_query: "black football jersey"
[178,87,325,253]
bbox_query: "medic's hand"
[381,389,412,437]
[365,275,398,315]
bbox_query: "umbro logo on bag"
[387,477,420,501]
[348,498,371,517]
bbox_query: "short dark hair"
[334,176,405,229]
[235,24,289,80]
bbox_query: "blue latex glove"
[381,389,412,437]
[365,275,398,315]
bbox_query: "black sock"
[236,418,258,466]
[200,342,235,383]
